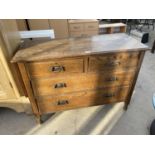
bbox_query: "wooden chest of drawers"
[68,19,99,37]
[11,33,149,123]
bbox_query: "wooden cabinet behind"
[0,19,30,113]
[49,20,69,39]
[16,19,69,39]
[28,19,50,30]
[16,19,99,39]
[68,19,99,37]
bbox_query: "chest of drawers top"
[12,33,148,62]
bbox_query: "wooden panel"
[37,86,129,114]
[68,19,98,24]
[70,31,98,37]
[0,60,15,99]
[69,31,83,37]
[99,23,127,34]
[49,19,69,39]
[0,19,23,99]
[27,58,84,77]
[11,34,149,62]
[120,26,126,33]
[84,30,98,37]
[125,51,146,109]
[107,27,114,34]
[69,23,84,32]
[16,19,27,31]
[11,34,149,63]
[18,63,39,115]
[0,19,20,58]
[88,52,140,72]
[84,22,99,31]
[32,71,135,96]
[28,19,50,30]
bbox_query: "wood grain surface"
[37,86,129,114]
[11,33,149,62]
[32,70,135,96]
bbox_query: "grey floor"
[0,26,155,135]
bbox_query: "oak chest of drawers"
[12,33,149,123]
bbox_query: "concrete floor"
[0,26,155,135]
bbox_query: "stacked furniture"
[12,33,148,123]
[99,23,126,34]
[16,19,69,39]
[68,19,99,37]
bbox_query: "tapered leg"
[35,115,42,124]
[124,102,129,111]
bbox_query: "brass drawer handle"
[54,83,67,88]
[106,77,118,82]
[51,66,65,72]
[57,100,69,105]
[104,61,120,67]
[104,93,115,98]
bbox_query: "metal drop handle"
[54,83,66,88]
[51,66,64,72]
[57,100,69,105]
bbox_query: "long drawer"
[27,58,84,78]
[37,86,129,114]
[88,52,140,72]
[31,70,135,96]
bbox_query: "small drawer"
[31,71,135,96]
[69,23,84,32]
[88,52,140,72]
[37,86,129,114]
[84,23,99,31]
[27,58,84,77]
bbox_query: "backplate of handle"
[106,76,118,82]
[54,83,67,88]
[57,100,69,105]
[104,93,115,98]
[51,66,64,72]
[104,61,120,67]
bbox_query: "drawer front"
[69,23,84,32]
[88,52,140,72]
[27,58,84,77]
[84,30,98,37]
[84,23,99,31]
[69,31,83,37]
[70,31,98,37]
[32,71,135,96]
[37,86,129,114]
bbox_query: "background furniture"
[16,19,69,39]
[0,19,30,113]
[12,33,148,123]
[99,23,126,34]
[68,19,99,37]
